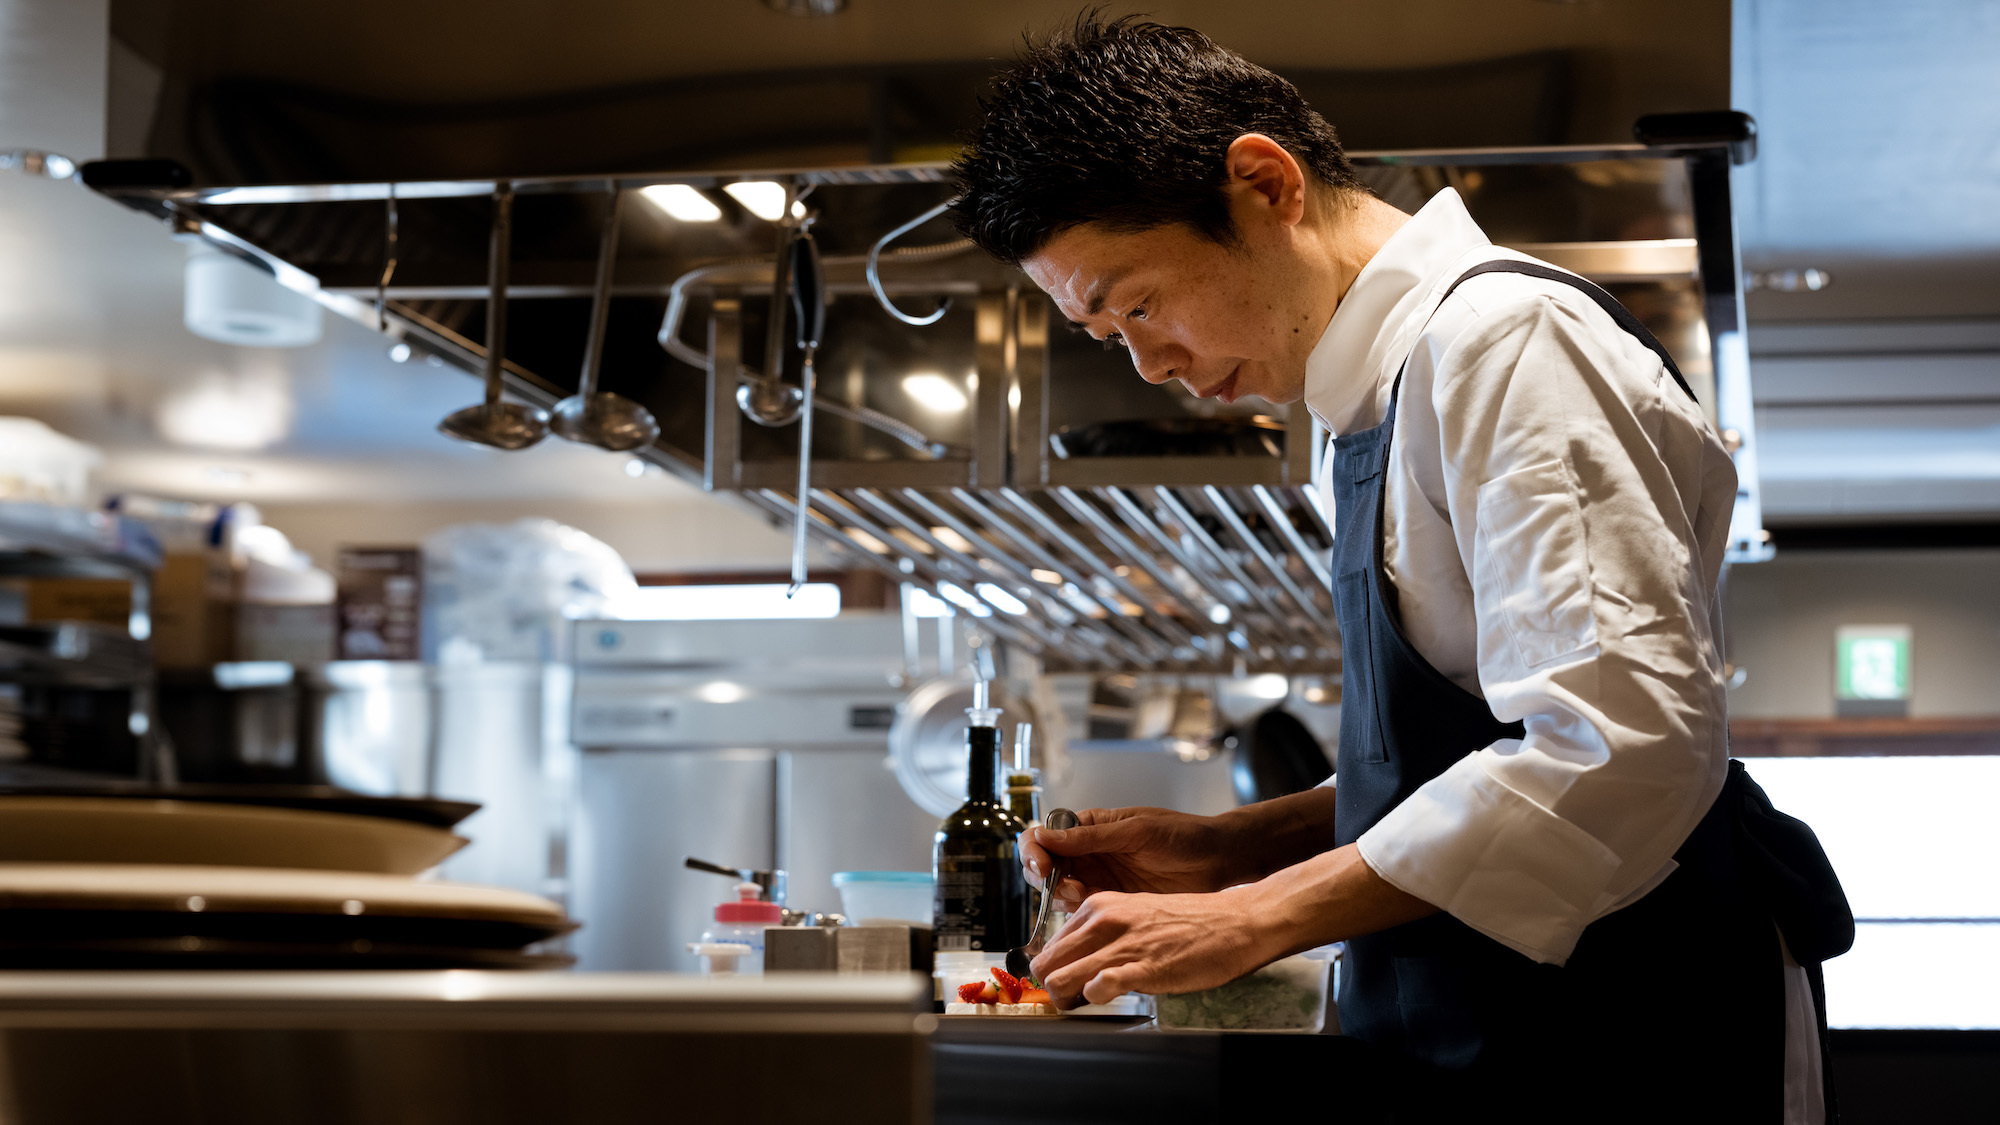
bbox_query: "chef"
[949,15,1850,1123]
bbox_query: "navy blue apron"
[1329,261,1852,1121]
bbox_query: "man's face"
[1022,220,1319,406]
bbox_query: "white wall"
[1724,548,2000,718]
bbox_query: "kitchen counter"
[933,1017,1411,1125]
[0,970,1408,1125]
[0,973,1980,1124]
[0,971,934,1125]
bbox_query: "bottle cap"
[687,942,754,974]
[716,881,783,924]
[964,706,1001,727]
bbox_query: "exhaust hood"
[82,117,1762,673]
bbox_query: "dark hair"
[952,13,1367,265]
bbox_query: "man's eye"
[1101,333,1127,351]
[1127,306,1147,321]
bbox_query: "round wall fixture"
[184,249,323,348]
[888,677,1036,817]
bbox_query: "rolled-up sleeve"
[1353,292,1735,965]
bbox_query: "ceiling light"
[640,184,722,223]
[903,373,968,413]
[723,181,790,222]
[388,342,412,363]
[157,373,292,450]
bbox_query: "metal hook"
[867,196,960,327]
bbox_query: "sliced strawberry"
[990,966,1024,1005]
[976,980,999,1003]
[956,981,988,1004]
[1020,987,1052,1005]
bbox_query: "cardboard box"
[20,578,133,628]
[151,552,237,669]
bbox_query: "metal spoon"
[551,189,661,451]
[439,183,549,450]
[1007,806,1079,980]
[737,197,805,428]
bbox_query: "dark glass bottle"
[932,719,1027,954]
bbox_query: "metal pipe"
[1250,485,1334,594]
[993,489,1202,653]
[1050,488,1217,634]
[1197,486,1339,639]
[1148,486,1307,640]
[1096,485,1279,642]
[1296,481,1336,547]
[896,490,1148,666]
[749,488,1049,655]
[839,490,1070,651]
[944,489,1175,663]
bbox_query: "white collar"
[1301,188,1492,436]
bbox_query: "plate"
[0,934,574,970]
[0,781,479,828]
[0,863,569,927]
[0,797,467,875]
[1063,995,1155,1020]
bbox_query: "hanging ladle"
[785,222,826,596]
[550,188,661,451]
[439,182,549,451]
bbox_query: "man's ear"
[1224,134,1308,228]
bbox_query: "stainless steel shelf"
[0,624,152,688]
[0,502,161,578]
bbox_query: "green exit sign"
[1836,625,1912,702]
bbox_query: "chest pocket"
[1473,458,1599,668]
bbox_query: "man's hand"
[1029,842,1441,1008]
[1019,788,1343,907]
[1020,807,1239,906]
[1030,885,1282,1007]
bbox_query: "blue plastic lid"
[831,871,932,886]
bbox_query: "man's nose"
[1129,340,1178,385]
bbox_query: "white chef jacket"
[1304,188,1820,1119]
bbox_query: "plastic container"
[933,950,1009,1003]
[1152,954,1331,1032]
[832,871,933,926]
[697,882,781,975]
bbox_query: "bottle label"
[935,857,992,950]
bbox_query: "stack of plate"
[0,790,576,969]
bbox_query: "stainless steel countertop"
[0,970,934,1032]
